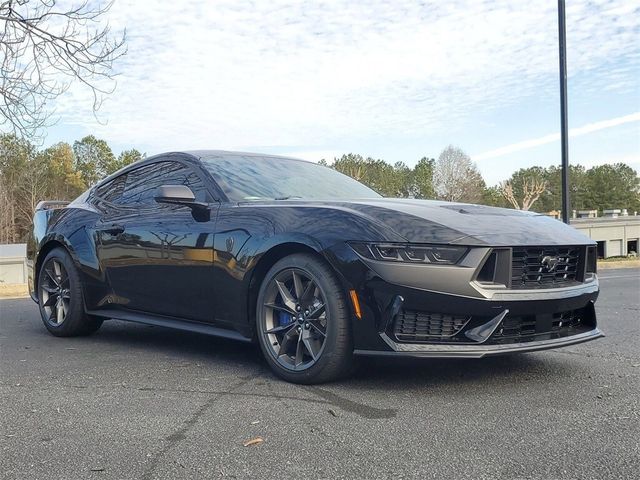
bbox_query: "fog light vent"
[393,310,469,342]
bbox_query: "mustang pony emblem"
[541,255,560,273]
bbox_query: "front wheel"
[256,253,353,384]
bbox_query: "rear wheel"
[256,253,353,384]
[38,248,103,337]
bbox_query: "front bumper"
[328,245,604,358]
[342,260,604,358]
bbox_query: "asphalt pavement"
[1,269,639,479]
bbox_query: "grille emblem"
[541,255,559,273]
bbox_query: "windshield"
[200,154,381,201]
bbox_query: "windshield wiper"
[274,196,303,200]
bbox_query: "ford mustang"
[27,150,603,383]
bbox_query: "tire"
[256,253,353,384]
[37,247,103,337]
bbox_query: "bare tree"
[433,145,485,203]
[14,154,48,225]
[0,175,15,243]
[499,177,547,211]
[0,0,126,138]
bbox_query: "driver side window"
[120,161,209,208]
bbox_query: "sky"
[44,0,640,186]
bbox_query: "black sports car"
[28,150,602,383]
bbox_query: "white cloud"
[473,112,640,160]
[47,0,639,157]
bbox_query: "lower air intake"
[393,310,469,342]
[488,308,591,344]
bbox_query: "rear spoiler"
[35,200,70,211]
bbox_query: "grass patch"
[599,256,638,262]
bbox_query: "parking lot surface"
[1,269,639,479]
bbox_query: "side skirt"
[86,308,253,343]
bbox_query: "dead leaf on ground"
[243,437,264,447]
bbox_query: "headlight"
[349,242,468,265]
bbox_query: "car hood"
[268,198,594,247]
[344,198,594,246]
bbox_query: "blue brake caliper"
[277,310,293,327]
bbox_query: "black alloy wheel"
[40,257,71,327]
[262,268,328,370]
[37,248,103,337]
[256,253,353,384]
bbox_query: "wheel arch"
[33,239,74,300]
[246,242,327,337]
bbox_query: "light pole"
[558,0,570,223]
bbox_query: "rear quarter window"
[93,174,127,204]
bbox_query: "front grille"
[394,310,469,342]
[489,309,589,344]
[511,246,582,289]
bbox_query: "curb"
[0,283,29,299]
[597,260,640,270]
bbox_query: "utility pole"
[558,0,570,223]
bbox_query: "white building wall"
[0,244,28,284]
[572,217,640,258]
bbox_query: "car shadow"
[92,319,263,364]
[348,353,579,388]
[81,319,585,392]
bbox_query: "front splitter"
[354,328,604,358]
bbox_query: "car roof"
[93,150,311,189]
[184,150,312,164]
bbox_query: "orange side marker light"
[349,289,362,320]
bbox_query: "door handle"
[99,224,125,235]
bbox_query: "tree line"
[1,134,638,244]
[323,146,640,215]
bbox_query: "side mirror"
[155,185,196,203]
[155,185,210,221]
